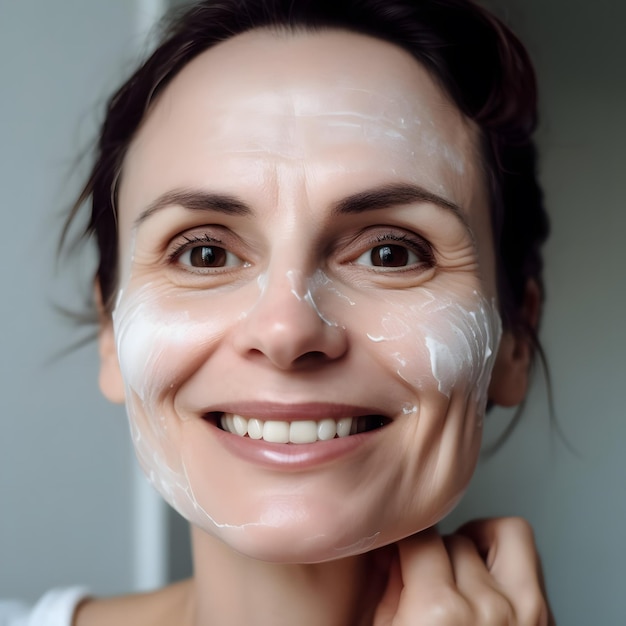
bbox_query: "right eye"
[170,234,247,271]
[353,243,422,269]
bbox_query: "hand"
[373,517,555,625]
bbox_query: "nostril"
[291,350,341,369]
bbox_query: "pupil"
[190,246,226,267]
[373,245,408,267]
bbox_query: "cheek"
[422,292,502,411]
[361,291,501,537]
[113,285,229,405]
[310,285,502,547]
[292,276,502,422]
[113,272,286,404]
[367,290,501,408]
[111,283,239,528]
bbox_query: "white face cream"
[108,28,506,563]
[372,289,502,407]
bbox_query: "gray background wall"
[0,0,623,624]
[444,2,626,625]
[0,0,169,598]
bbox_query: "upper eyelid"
[166,226,240,256]
[347,228,434,254]
[371,232,428,246]
[167,235,223,261]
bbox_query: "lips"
[199,404,391,469]
[216,413,389,444]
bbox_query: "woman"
[9,0,554,623]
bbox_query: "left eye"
[354,243,421,269]
[177,245,243,269]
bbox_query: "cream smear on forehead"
[149,86,476,255]
[202,88,466,179]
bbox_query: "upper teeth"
[220,414,354,444]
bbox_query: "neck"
[186,527,388,626]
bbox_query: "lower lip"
[208,420,383,471]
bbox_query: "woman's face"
[101,28,517,562]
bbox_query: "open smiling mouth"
[208,413,391,444]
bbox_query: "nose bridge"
[233,263,347,369]
[285,269,336,326]
[258,266,320,323]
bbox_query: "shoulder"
[74,580,193,626]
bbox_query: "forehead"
[120,28,486,229]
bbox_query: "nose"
[232,271,348,370]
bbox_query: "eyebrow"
[331,183,470,232]
[134,189,251,228]
[134,183,470,232]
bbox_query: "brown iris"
[189,246,227,267]
[371,244,410,267]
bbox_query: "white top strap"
[0,588,89,626]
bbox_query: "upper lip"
[202,402,389,422]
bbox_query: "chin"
[211,521,381,564]
[182,473,473,564]
[185,495,385,564]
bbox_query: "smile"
[216,413,390,444]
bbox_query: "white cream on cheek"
[424,294,501,406]
[113,280,258,531]
[114,271,499,423]
[376,290,502,413]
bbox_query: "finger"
[396,527,456,591]
[444,533,516,625]
[392,529,474,624]
[458,517,552,625]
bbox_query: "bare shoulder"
[73,580,194,626]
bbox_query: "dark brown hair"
[63,0,549,341]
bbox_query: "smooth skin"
[89,28,553,626]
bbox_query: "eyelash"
[356,231,435,269]
[168,233,222,260]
